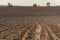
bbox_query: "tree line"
[7,2,50,7]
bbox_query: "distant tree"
[8,3,13,7]
[33,4,37,7]
[47,2,50,7]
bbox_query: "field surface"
[0,14,60,40]
[0,7,60,40]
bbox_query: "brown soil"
[0,7,60,40]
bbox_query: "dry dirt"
[0,7,60,40]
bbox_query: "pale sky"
[0,0,60,6]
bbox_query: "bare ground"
[0,14,59,40]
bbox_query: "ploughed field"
[0,14,60,40]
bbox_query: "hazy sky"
[0,0,60,6]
